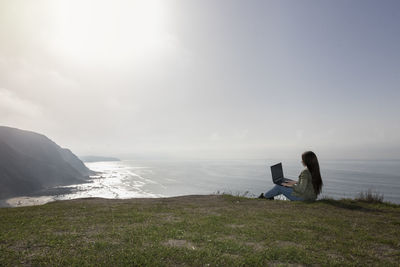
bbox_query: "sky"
[0,0,399,160]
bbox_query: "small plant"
[355,189,384,203]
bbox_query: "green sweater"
[291,168,317,201]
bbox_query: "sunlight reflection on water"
[59,161,164,199]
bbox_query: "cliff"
[0,126,95,199]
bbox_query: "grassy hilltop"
[0,195,399,266]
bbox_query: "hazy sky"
[1,0,399,160]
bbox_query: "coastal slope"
[0,195,398,266]
[0,126,95,199]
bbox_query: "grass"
[355,189,385,204]
[0,195,399,266]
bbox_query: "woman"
[259,151,323,201]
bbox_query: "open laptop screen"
[271,163,284,182]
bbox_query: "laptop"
[271,163,294,185]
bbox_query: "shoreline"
[0,185,80,208]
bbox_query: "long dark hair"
[302,151,323,195]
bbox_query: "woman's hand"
[282,180,297,187]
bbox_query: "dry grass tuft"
[355,189,384,203]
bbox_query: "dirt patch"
[216,235,237,242]
[222,253,241,259]
[157,213,183,223]
[274,240,303,248]
[372,243,399,263]
[268,262,306,267]
[52,230,79,236]
[245,241,265,251]
[187,207,222,216]
[327,252,344,260]
[163,239,196,250]
[216,236,265,251]
[227,224,245,228]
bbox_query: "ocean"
[5,159,400,206]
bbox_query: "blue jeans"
[265,184,304,201]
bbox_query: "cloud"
[0,1,399,160]
[209,132,221,142]
[0,88,43,118]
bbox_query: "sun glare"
[51,0,170,63]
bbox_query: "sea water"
[5,159,400,206]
